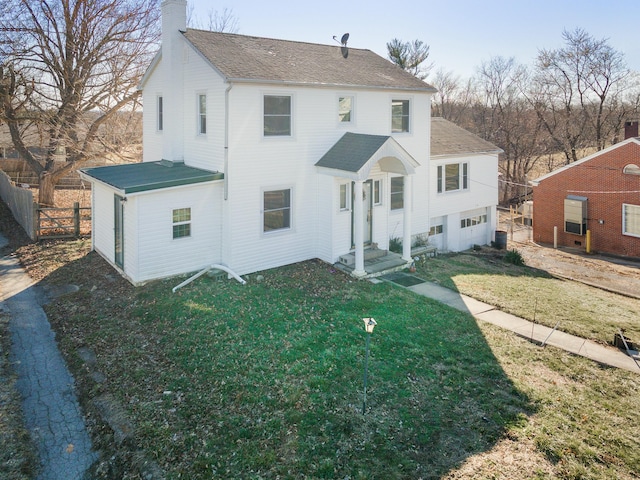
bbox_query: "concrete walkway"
[0,233,96,479]
[405,280,640,373]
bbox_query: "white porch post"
[402,175,412,262]
[353,180,366,277]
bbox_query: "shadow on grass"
[36,251,537,479]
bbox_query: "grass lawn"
[31,247,640,479]
[412,251,640,345]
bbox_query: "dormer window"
[623,164,640,175]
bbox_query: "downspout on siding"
[224,82,233,200]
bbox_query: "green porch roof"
[315,132,390,172]
[80,161,223,194]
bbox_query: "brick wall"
[532,140,640,257]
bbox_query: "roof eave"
[225,77,437,92]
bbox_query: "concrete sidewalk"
[0,233,96,479]
[405,280,640,373]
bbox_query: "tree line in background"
[391,29,640,204]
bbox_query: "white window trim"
[623,203,640,238]
[196,92,207,136]
[172,207,192,239]
[262,92,294,138]
[391,97,412,134]
[337,94,355,125]
[262,186,294,235]
[390,176,404,211]
[339,182,351,212]
[373,179,382,206]
[437,162,469,194]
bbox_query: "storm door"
[114,194,124,269]
[352,180,373,247]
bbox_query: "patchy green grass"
[414,252,640,345]
[37,251,640,479]
[46,259,532,478]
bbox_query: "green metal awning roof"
[315,132,419,180]
[316,132,390,173]
[80,160,223,194]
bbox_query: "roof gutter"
[223,77,437,93]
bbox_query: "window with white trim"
[460,214,487,229]
[264,95,291,136]
[429,224,443,235]
[373,180,382,205]
[172,208,191,239]
[157,96,163,131]
[391,99,410,133]
[390,177,404,210]
[197,94,207,135]
[437,162,468,193]
[339,183,351,211]
[338,96,353,123]
[623,204,640,237]
[264,189,291,232]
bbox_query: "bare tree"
[387,38,433,80]
[431,68,475,124]
[187,4,239,33]
[474,56,544,204]
[531,28,630,163]
[0,0,159,206]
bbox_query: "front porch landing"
[334,250,410,278]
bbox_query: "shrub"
[504,249,525,266]
[389,236,402,253]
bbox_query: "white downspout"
[172,263,246,292]
[224,82,233,200]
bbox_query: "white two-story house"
[80,0,499,285]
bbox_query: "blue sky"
[189,0,640,80]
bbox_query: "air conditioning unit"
[564,195,587,235]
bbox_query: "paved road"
[0,233,96,480]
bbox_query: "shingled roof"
[182,29,436,92]
[430,117,502,157]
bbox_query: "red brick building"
[531,136,640,258]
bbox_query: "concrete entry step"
[338,248,388,266]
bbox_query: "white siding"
[430,153,498,251]
[222,84,432,274]
[142,60,164,163]
[139,37,439,279]
[92,183,116,264]
[133,182,223,283]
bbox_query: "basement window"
[564,196,587,235]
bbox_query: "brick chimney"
[625,121,638,139]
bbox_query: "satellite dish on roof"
[332,33,349,58]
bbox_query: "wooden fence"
[0,170,36,239]
[36,202,91,240]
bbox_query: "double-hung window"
[390,177,404,210]
[264,189,291,232]
[391,99,410,133]
[197,94,207,135]
[623,204,640,237]
[264,95,291,136]
[437,162,469,193]
[157,96,163,131]
[172,208,191,239]
[338,96,353,123]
